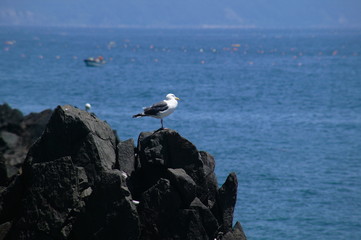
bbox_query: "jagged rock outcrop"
[0,104,246,240]
[0,103,52,186]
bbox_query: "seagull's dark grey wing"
[143,100,168,115]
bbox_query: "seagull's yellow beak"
[175,97,180,101]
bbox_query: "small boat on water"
[84,56,106,67]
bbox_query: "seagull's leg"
[160,119,164,129]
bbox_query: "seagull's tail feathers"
[132,113,146,118]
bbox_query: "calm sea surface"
[1,26,361,239]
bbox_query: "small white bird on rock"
[132,93,180,129]
[85,103,91,112]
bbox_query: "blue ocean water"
[1,26,361,239]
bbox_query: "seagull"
[132,93,180,129]
[85,103,91,112]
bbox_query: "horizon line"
[1,23,361,30]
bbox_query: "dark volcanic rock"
[25,105,117,185]
[166,168,196,206]
[221,221,247,240]
[138,178,182,239]
[70,170,139,240]
[217,172,238,233]
[136,129,209,204]
[175,209,209,240]
[233,221,247,240]
[117,138,136,176]
[0,103,52,185]
[0,176,23,224]
[0,104,246,240]
[0,103,23,131]
[138,179,212,240]
[190,198,219,239]
[1,105,140,240]
[10,156,82,240]
[21,109,53,148]
[138,129,200,168]
[200,151,219,208]
[134,129,243,239]
[0,222,12,240]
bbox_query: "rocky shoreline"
[0,104,246,240]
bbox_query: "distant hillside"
[1,0,361,28]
